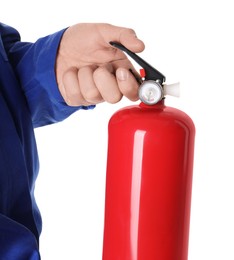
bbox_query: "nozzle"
[163,82,180,97]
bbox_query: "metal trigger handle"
[109,41,166,83]
[109,41,167,105]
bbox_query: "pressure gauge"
[139,80,163,105]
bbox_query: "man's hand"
[56,23,145,106]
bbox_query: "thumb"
[100,24,145,53]
[118,28,145,53]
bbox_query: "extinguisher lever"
[110,41,180,105]
[109,41,166,83]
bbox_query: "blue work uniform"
[0,23,94,259]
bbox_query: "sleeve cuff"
[21,28,95,127]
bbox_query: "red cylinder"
[102,100,195,260]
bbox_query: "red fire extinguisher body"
[102,100,195,260]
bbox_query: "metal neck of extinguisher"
[109,41,180,105]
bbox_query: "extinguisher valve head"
[163,82,180,98]
[109,41,180,103]
[139,80,164,105]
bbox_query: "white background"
[2,0,234,259]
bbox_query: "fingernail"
[117,68,129,81]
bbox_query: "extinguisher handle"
[109,41,166,84]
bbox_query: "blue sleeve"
[1,23,95,128]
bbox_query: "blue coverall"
[0,23,93,259]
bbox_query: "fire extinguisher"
[102,42,195,260]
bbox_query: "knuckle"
[84,88,101,103]
[107,92,122,104]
